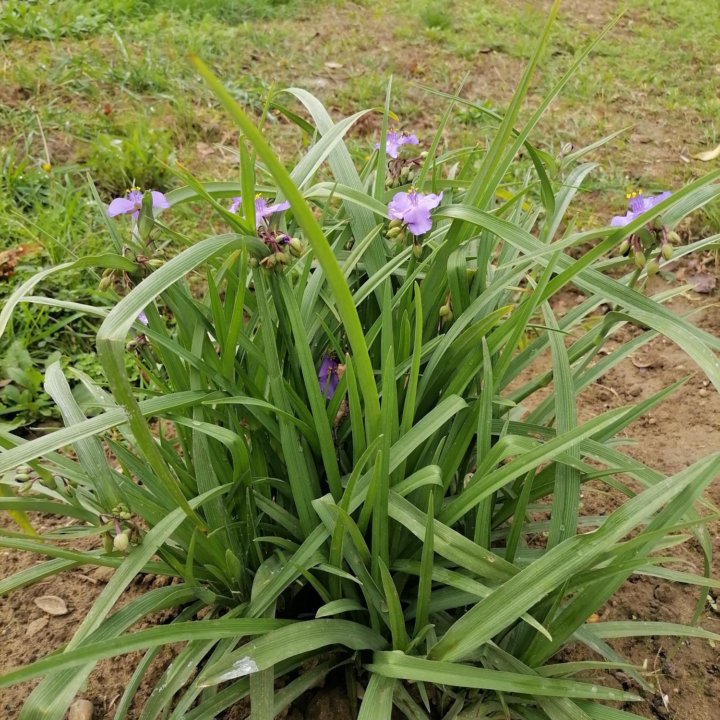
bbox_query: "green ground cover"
[1,0,718,426]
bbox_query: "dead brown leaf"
[34,594,69,615]
[25,616,49,636]
[692,143,720,162]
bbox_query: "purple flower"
[610,191,671,227]
[375,131,419,159]
[108,189,169,219]
[318,355,341,400]
[229,195,290,228]
[388,189,443,235]
[138,311,148,326]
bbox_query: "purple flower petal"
[416,191,443,211]
[380,131,419,159]
[138,311,149,326]
[398,133,419,149]
[387,190,443,236]
[318,355,340,399]
[388,192,413,220]
[385,131,401,159]
[610,214,633,227]
[150,191,170,210]
[254,197,290,228]
[107,197,138,217]
[611,191,670,228]
[229,197,242,214]
[108,189,169,219]
[403,206,433,235]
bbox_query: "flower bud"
[148,258,164,269]
[102,267,114,278]
[646,259,659,276]
[618,239,630,256]
[386,226,403,239]
[248,257,259,268]
[439,304,453,322]
[389,219,403,229]
[14,472,30,482]
[412,243,423,259]
[113,531,129,552]
[98,276,112,291]
[661,243,673,261]
[275,251,291,265]
[667,230,681,245]
[262,255,277,270]
[288,237,304,257]
[112,503,132,520]
[39,474,56,488]
[634,250,646,269]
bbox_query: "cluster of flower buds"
[386,218,407,244]
[98,250,165,291]
[251,228,305,270]
[612,191,677,276]
[112,503,132,521]
[13,464,33,494]
[385,155,425,190]
[105,504,138,554]
[617,226,678,276]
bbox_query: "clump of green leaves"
[1,4,720,718]
[0,341,58,426]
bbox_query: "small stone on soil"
[68,698,94,720]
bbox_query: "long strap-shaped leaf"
[0,391,213,474]
[437,184,720,391]
[191,57,381,440]
[430,453,720,662]
[366,652,638,701]
[0,619,286,689]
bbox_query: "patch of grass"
[420,1,452,31]
[0,0,718,427]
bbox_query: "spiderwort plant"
[376,130,419,159]
[107,188,169,219]
[378,130,426,189]
[387,188,443,256]
[318,354,342,399]
[613,190,675,273]
[229,194,291,228]
[2,8,720,720]
[229,194,302,269]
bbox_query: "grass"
[0,0,718,427]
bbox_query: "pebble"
[699,389,709,398]
[68,698,94,720]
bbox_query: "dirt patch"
[0,514,179,719]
